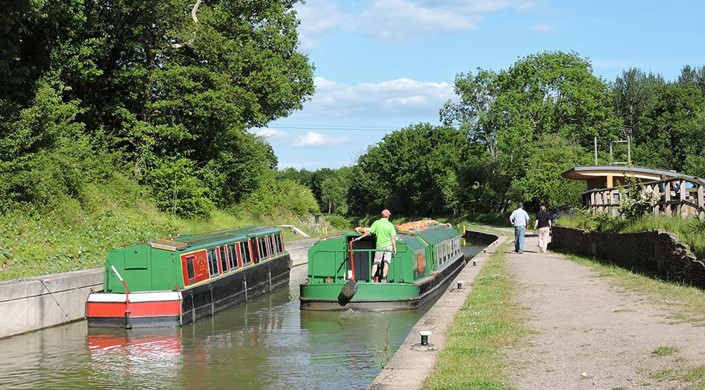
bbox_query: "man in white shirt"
[509,202,530,254]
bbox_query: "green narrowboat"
[86,226,291,328]
[299,220,464,311]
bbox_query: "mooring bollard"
[472,259,478,266]
[420,330,432,346]
[456,280,464,289]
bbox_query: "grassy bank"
[422,243,524,389]
[0,180,332,282]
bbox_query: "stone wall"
[464,230,499,245]
[551,227,705,288]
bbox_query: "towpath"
[372,231,705,389]
[505,233,705,389]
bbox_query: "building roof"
[561,165,683,181]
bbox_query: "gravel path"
[504,234,705,389]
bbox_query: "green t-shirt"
[369,217,397,249]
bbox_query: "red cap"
[381,209,391,217]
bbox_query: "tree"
[508,134,588,210]
[320,167,352,215]
[0,0,316,216]
[497,51,620,147]
[442,51,618,210]
[0,80,89,210]
[349,123,470,216]
[637,82,705,172]
[612,68,664,133]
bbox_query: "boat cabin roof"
[145,226,280,252]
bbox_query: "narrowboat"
[86,226,291,328]
[299,220,464,311]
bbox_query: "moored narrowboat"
[299,220,464,311]
[86,226,291,328]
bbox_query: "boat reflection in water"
[87,329,184,388]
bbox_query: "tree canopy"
[3,10,704,224]
[0,0,314,217]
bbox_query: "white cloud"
[250,127,289,140]
[533,23,556,32]
[294,76,455,122]
[296,0,544,45]
[357,0,476,42]
[295,0,347,51]
[356,0,545,42]
[294,131,351,147]
[420,0,539,13]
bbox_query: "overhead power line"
[265,124,401,131]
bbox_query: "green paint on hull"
[300,281,420,301]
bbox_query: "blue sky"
[254,0,705,171]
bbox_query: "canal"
[0,243,483,390]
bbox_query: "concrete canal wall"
[0,237,320,339]
[0,269,103,340]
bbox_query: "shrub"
[324,214,352,230]
[145,157,214,218]
[618,176,659,221]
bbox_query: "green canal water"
[0,243,483,389]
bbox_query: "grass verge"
[0,180,336,282]
[422,243,525,389]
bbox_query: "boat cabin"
[104,226,285,293]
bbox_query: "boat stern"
[299,281,421,311]
[86,291,183,328]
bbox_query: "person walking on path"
[509,202,530,254]
[353,209,397,282]
[533,205,552,253]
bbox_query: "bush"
[145,157,214,218]
[618,176,659,221]
[324,214,352,230]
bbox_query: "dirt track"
[505,234,705,389]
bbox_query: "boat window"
[258,237,267,260]
[275,234,283,253]
[207,248,219,277]
[266,235,273,256]
[219,246,228,273]
[227,244,237,269]
[186,256,195,280]
[241,241,252,265]
[265,235,273,258]
[252,239,261,263]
